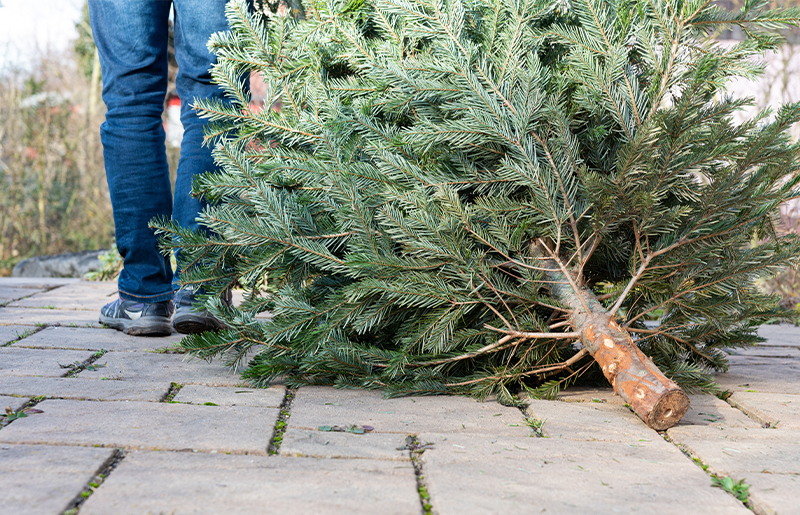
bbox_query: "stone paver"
[727,346,800,358]
[12,326,184,352]
[678,394,761,428]
[280,428,410,461]
[728,392,800,429]
[80,451,420,515]
[290,386,531,437]
[524,397,658,442]
[0,399,278,454]
[0,286,45,304]
[419,433,750,515]
[173,384,285,407]
[668,425,800,514]
[2,277,800,515]
[0,376,169,402]
[0,278,79,288]
[716,363,800,395]
[0,324,35,344]
[0,347,96,377]
[668,426,800,476]
[744,473,800,515]
[78,351,245,386]
[0,444,115,515]
[0,307,99,327]
[0,395,29,412]
[556,386,627,405]
[757,324,800,348]
[8,281,118,311]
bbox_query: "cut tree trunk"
[541,254,690,430]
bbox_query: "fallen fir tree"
[155,0,800,429]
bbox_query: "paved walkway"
[0,278,798,515]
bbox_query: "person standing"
[89,0,235,336]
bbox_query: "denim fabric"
[89,0,235,302]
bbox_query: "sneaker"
[172,286,232,334]
[100,297,173,336]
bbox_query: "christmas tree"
[155,0,800,429]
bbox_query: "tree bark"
[540,253,690,430]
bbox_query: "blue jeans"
[89,0,236,302]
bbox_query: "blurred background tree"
[0,0,183,276]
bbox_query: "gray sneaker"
[172,286,232,334]
[100,297,173,336]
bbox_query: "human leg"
[170,0,235,288]
[89,0,175,304]
[169,0,244,333]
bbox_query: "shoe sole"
[173,312,226,334]
[99,314,173,337]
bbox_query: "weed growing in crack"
[12,328,34,340]
[711,475,750,503]
[161,382,184,402]
[418,481,433,515]
[400,436,435,515]
[660,429,752,508]
[716,390,733,401]
[3,325,46,347]
[62,450,125,515]
[59,349,108,377]
[149,344,186,354]
[268,389,295,455]
[2,401,45,428]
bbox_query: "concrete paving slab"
[728,392,800,429]
[290,386,531,437]
[726,355,800,367]
[677,394,761,428]
[727,346,800,358]
[667,426,800,476]
[0,444,115,515]
[716,363,800,395]
[12,326,184,352]
[0,325,36,345]
[8,281,118,311]
[743,473,800,515]
[280,428,410,461]
[523,398,658,442]
[0,278,80,288]
[0,399,278,454]
[173,385,285,407]
[419,433,750,515]
[0,395,29,412]
[0,376,169,402]
[556,387,627,405]
[80,451,419,515]
[0,287,45,304]
[0,307,100,327]
[757,324,800,348]
[232,289,245,306]
[78,352,245,386]
[0,347,96,377]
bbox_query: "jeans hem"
[118,288,174,303]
